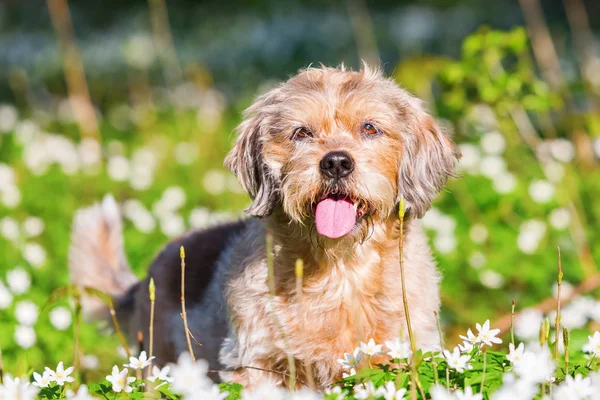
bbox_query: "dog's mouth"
[312,192,370,239]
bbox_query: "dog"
[68,65,459,389]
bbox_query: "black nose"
[320,151,355,180]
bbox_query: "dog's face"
[226,66,458,242]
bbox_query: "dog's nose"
[320,151,355,180]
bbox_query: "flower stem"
[148,278,156,373]
[180,246,196,361]
[73,287,82,388]
[108,298,131,358]
[480,348,487,394]
[555,247,563,360]
[510,299,515,346]
[398,199,418,400]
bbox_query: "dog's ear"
[225,90,280,218]
[398,103,460,218]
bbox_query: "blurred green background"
[1,0,600,381]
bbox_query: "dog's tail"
[68,195,138,321]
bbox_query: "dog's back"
[69,195,247,368]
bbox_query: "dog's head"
[226,66,459,241]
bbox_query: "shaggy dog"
[69,65,459,389]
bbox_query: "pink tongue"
[315,198,357,239]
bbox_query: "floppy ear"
[225,91,280,218]
[399,108,460,218]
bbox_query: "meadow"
[1,3,600,397]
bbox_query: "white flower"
[78,138,102,169]
[459,328,480,347]
[125,350,155,370]
[455,386,483,400]
[107,155,130,182]
[22,243,46,268]
[337,347,363,369]
[543,161,565,183]
[15,325,36,348]
[457,144,481,174]
[421,208,443,230]
[385,338,412,360]
[106,365,135,393]
[147,365,173,384]
[0,373,39,399]
[22,217,44,238]
[430,385,455,400]
[66,384,95,400]
[552,281,575,300]
[241,381,286,400]
[359,338,384,356]
[159,214,186,238]
[582,331,600,357]
[480,131,506,155]
[161,186,187,211]
[469,224,488,244]
[594,138,600,159]
[174,142,199,165]
[1,184,21,208]
[353,381,380,400]
[381,381,407,400]
[0,163,15,186]
[326,386,348,400]
[228,176,245,194]
[6,267,31,294]
[124,34,156,69]
[0,216,20,242]
[506,343,525,364]
[492,172,517,194]
[33,370,54,388]
[203,169,227,195]
[48,362,75,386]
[130,165,154,191]
[0,281,13,309]
[554,374,594,400]
[82,354,99,370]
[491,373,538,400]
[170,352,212,395]
[15,300,38,326]
[123,200,156,233]
[475,320,502,346]
[517,220,546,254]
[342,368,356,378]
[549,208,571,230]
[528,180,555,204]
[0,104,18,132]
[479,270,504,289]
[479,155,506,179]
[437,215,457,233]
[186,384,229,400]
[549,139,575,163]
[434,233,457,254]
[514,308,543,340]
[468,252,486,269]
[512,347,555,383]
[50,306,72,330]
[457,340,474,354]
[443,347,472,373]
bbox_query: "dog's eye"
[293,127,313,140]
[362,123,379,136]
